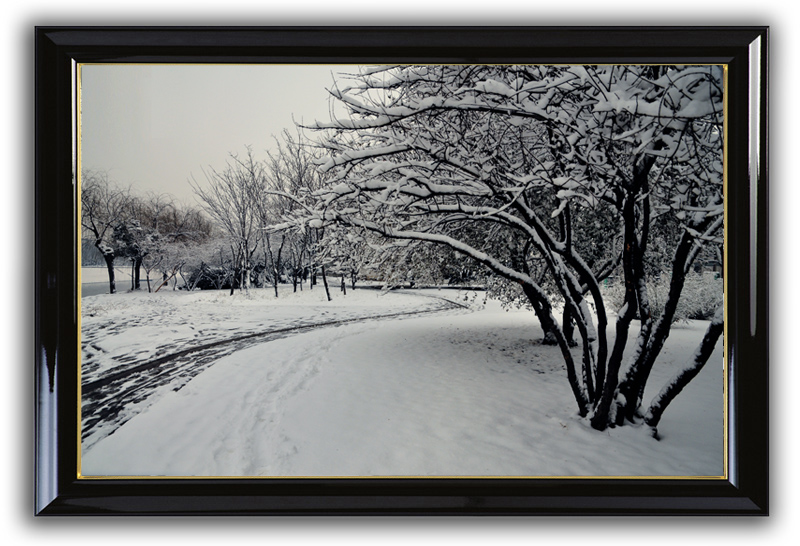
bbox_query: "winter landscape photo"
[79,64,726,478]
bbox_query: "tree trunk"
[264,236,280,298]
[590,179,640,431]
[155,267,179,293]
[178,267,188,291]
[644,306,724,436]
[321,266,331,302]
[101,252,116,294]
[617,227,700,421]
[591,298,638,430]
[542,329,558,345]
[240,255,246,293]
[563,305,576,347]
[275,234,285,292]
[521,283,589,417]
[230,245,238,296]
[341,275,347,295]
[133,257,142,290]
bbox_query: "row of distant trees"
[81,170,214,294]
[81,131,378,299]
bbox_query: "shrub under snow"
[604,271,723,324]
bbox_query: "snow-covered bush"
[604,272,722,323]
[680,272,724,320]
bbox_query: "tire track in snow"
[81,291,471,447]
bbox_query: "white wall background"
[4,2,791,543]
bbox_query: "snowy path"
[81,293,724,478]
[81,288,467,450]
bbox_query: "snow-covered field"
[80,280,724,478]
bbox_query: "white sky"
[79,63,358,205]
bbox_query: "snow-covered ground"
[81,279,452,385]
[80,281,724,478]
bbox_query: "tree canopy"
[275,64,724,432]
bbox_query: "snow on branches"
[289,64,724,431]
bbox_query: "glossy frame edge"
[34,26,769,516]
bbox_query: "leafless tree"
[80,170,130,294]
[191,147,263,294]
[260,130,328,297]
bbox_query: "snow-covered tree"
[261,130,332,296]
[80,170,130,294]
[104,190,212,292]
[151,205,215,292]
[191,147,263,294]
[279,64,723,433]
[183,236,240,291]
[112,216,146,291]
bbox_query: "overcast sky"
[80,63,358,205]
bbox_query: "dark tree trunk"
[644,307,724,436]
[341,275,346,295]
[521,283,589,417]
[321,266,331,302]
[133,256,142,290]
[230,245,239,296]
[590,184,640,430]
[617,228,700,421]
[563,305,576,347]
[101,252,116,294]
[155,268,178,293]
[275,234,285,293]
[591,299,637,430]
[590,153,659,430]
[557,207,577,350]
[264,236,279,298]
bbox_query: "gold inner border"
[76,61,84,478]
[75,62,729,481]
[722,64,729,482]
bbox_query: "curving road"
[81,291,470,449]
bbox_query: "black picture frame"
[34,26,769,516]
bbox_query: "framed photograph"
[35,26,768,515]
